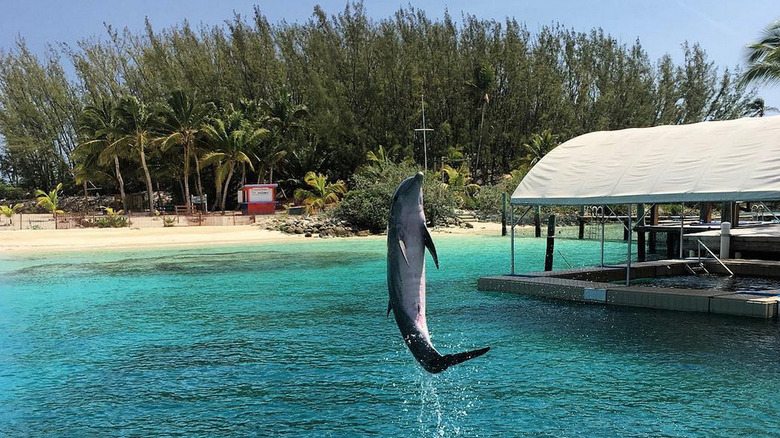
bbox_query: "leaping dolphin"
[387,172,490,373]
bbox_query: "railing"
[556,249,573,269]
[697,239,734,277]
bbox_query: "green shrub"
[80,207,129,228]
[333,163,457,232]
[473,170,525,220]
[335,188,391,233]
[0,183,26,200]
[473,184,507,220]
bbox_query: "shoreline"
[0,221,505,255]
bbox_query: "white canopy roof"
[511,116,780,205]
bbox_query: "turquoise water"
[1,235,779,437]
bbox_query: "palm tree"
[293,171,346,214]
[366,144,402,167]
[74,100,128,211]
[441,164,480,207]
[159,90,214,214]
[0,203,22,225]
[202,110,269,213]
[522,130,558,168]
[262,89,309,182]
[744,97,778,117]
[263,88,309,138]
[112,96,160,216]
[35,183,64,218]
[468,61,494,174]
[743,20,780,86]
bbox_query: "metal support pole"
[627,203,632,286]
[679,203,685,259]
[600,206,605,267]
[414,94,433,171]
[510,205,515,275]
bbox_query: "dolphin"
[387,172,490,374]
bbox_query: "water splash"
[417,372,446,437]
[412,364,479,437]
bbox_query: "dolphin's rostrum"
[387,172,490,373]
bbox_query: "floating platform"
[478,259,780,319]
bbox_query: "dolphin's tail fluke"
[438,346,490,372]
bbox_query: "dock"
[684,223,780,259]
[478,259,780,319]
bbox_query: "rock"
[356,230,370,237]
[305,232,312,237]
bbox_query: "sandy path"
[0,221,505,255]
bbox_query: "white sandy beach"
[0,221,504,254]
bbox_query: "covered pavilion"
[508,116,780,285]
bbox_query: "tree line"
[0,2,762,213]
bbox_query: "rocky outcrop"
[266,216,374,238]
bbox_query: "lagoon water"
[2,234,779,437]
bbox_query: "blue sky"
[1,0,779,108]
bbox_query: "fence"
[0,211,257,231]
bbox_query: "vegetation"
[0,203,22,224]
[743,20,780,86]
[520,130,558,169]
[0,4,765,221]
[81,207,129,228]
[334,162,457,232]
[294,171,347,214]
[0,182,25,200]
[473,170,525,220]
[441,164,480,208]
[35,183,64,218]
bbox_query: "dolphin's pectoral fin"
[422,226,439,269]
[387,300,393,318]
[398,239,410,267]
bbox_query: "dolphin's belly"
[389,257,429,338]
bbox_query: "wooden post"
[648,204,658,253]
[637,203,646,262]
[578,205,585,239]
[666,231,676,259]
[534,206,542,238]
[501,192,507,236]
[544,214,555,271]
[699,203,712,223]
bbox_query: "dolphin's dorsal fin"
[398,239,410,267]
[387,300,393,318]
[422,226,439,269]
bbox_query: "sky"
[1,0,779,108]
